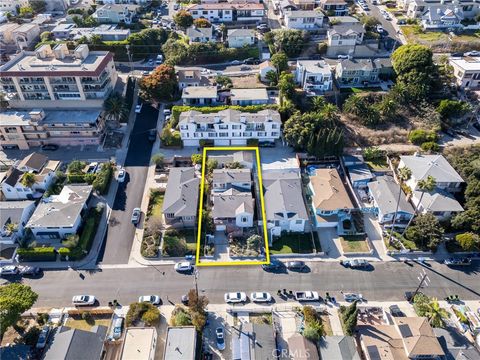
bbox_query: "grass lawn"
[147,190,164,219]
[65,317,111,331]
[341,87,383,94]
[402,26,480,44]
[340,235,370,253]
[366,158,389,171]
[178,229,197,253]
[250,313,273,325]
[163,229,196,256]
[270,233,315,254]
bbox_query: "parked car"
[343,293,363,302]
[261,259,284,271]
[41,144,59,151]
[142,70,150,76]
[173,3,179,10]
[72,295,96,306]
[258,141,275,147]
[135,103,143,113]
[389,304,405,317]
[465,51,480,56]
[148,129,156,142]
[216,327,225,351]
[231,60,243,65]
[244,57,260,65]
[404,291,420,303]
[376,25,384,33]
[112,317,124,339]
[148,59,154,66]
[36,326,50,349]
[341,259,370,269]
[117,168,126,183]
[295,291,319,302]
[131,208,141,225]
[156,54,163,64]
[174,261,192,273]
[250,292,272,303]
[18,265,41,276]
[444,258,471,266]
[181,294,189,305]
[224,292,247,303]
[337,54,349,59]
[0,265,18,276]
[286,261,306,271]
[163,108,171,116]
[138,295,161,305]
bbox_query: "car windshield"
[235,293,241,299]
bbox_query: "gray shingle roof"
[186,25,213,38]
[43,325,107,360]
[228,28,255,37]
[162,167,199,218]
[212,190,254,218]
[434,326,480,360]
[26,185,92,228]
[0,201,35,227]
[414,190,464,212]
[319,336,361,360]
[368,176,414,216]
[263,171,309,221]
[212,169,252,185]
[400,154,464,184]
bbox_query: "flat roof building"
[0,44,117,109]
[121,327,157,360]
[164,327,196,360]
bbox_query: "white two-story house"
[295,60,333,93]
[284,10,324,30]
[227,29,256,48]
[1,153,59,201]
[449,55,480,90]
[186,26,214,43]
[178,109,281,146]
[186,3,265,23]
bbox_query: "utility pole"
[194,268,199,298]
[412,268,430,299]
[126,44,133,73]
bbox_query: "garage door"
[183,139,199,146]
[231,139,246,145]
[216,224,226,231]
[214,139,230,146]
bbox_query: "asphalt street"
[98,105,158,264]
[18,260,480,307]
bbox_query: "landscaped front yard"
[142,189,165,258]
[340,235,370,253]
[163,229,196,257]
[65,315,112,331]
[270,232,317,254]
[401,25,480,51]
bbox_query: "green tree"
[264,70,278,85]
[413,292,430,316]
[140,64,178,102]
[29,0,46,14]
[162,38,189,65]
[425,298,449,328]
[401,175,436,236]
[270,52,289,73]
[103,92,129,128]
[40,31,52,42]
[436,99,470,120]
[142,307,160,325]
[193,18,211,28]
[21,172,36,188]
[455,232,479,251]
[187,289,208,316]
[0,283,38,338]
[278,72,295,104]
[151,153,165,167]
[67,160,86,174]
[19,5,34,17]
[387,167,411,244]
[391,44,436,99]
[191,154,203,165]
[360,15,380,30]
[173,10,194,29]
[405,213,444,250]
[215,75,233,89]
[303,320,324,341]
[246,234,262,250]
[174,310,192,326]
[265,29,307,57]
[191,311,207,331]
[341,301,358,336]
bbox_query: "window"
[241,216,248,222]
[232,125,241,129]
[295,220,303,224]
[219,132,229,137]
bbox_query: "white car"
[250,292,272,303]
[174,261,192,272]
[224,292,247,303]
[216,327,225,350]
[376,24,384,33]
[343,293,363,302]
[163,108,171,116]
[138,295,161,305]
[0,265,18,276]
[72,295,96,306]
[337,54,349,59]
[117,168,126,183]
[135,103,143,113]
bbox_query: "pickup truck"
[295,291,319,301]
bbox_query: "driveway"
[204,311,232,359]
[98,105,159,264]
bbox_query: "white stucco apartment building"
[178,109,281,146]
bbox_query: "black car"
[41,144,59,151]
[389,304,405,317]
[244,58,260,65]
[261,259,284,271]
[286,261,306,271]
[404,291,422,303]
[148,129,157,142]
[259,141,275,147]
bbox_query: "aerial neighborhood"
[0,0,480,359]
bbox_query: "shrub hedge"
[92,162,114,194]
[17,247,57,262]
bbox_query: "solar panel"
[398,324,413,338]
[366,345,381,360]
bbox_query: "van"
[156,54,163,65]
[113,317,124,339]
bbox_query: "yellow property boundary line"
[195,146,271,266]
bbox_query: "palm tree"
[387,166,411,244]
[401,175,436,237]
[425,298,449,328]
[20,172,36,188]
[103,92,129,129]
